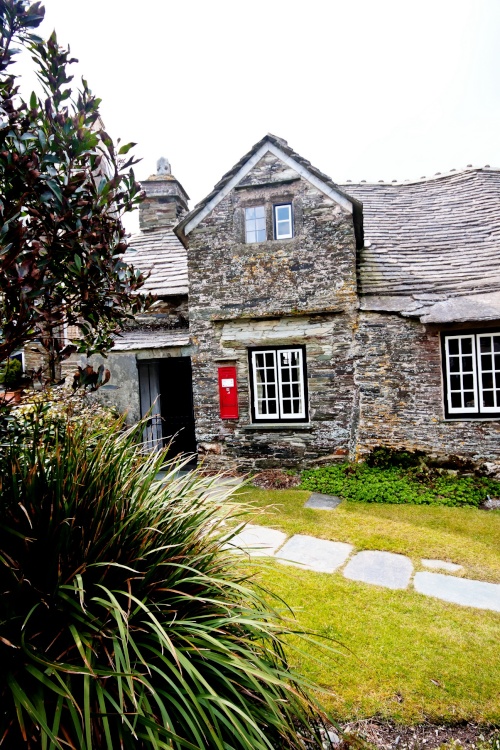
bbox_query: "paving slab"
[304,493,342,510]
[421,558,463,573]
[343,550,413,590]
[414,572,500,612]
[227,524,287,557]
[276,534,353,573]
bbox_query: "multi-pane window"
[443,332,500,417]
[274,204,293,239]
[249,346,308,422]
[245,206,266,243]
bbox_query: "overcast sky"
[16,0,500,233]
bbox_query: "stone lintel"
[234,177,301,191]
[211,307,345,322]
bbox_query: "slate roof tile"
[123,228,188,296]
[339,168,500,300]
[113,331,190,351]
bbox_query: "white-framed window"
[249,345,308,422]
[442,331,500,418]
[274,203,293,239]
[245,206,266,243]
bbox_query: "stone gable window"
[248,345,308,422]
[274,203,293,239]
[243,202,295,243]
[245,206,266,243]
[442,331,500,418]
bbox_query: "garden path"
[229,521,500,613]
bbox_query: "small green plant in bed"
[300,449,500,507]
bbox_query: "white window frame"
[250,346,307,422]
[477,333,500,414]
[443,331,500,417]
[245,205,266,244]
[274,203,293,240]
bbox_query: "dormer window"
[245,206,266,243]
[274,203,293,239]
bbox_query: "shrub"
[300,461,500,507]
[0,386,119,448]
[0,358,22,388]
[0,415,330,749]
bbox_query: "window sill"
[242,423,312,431]
[442,415,500,422]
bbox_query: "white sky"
[15,0,500,234]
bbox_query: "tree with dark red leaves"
[0,1,150,380]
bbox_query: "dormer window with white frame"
[442,331,500,419]
[274,203,293,239]
[245,206,266,243]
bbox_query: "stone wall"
[354,311,500,461]
[195,314,357,469]
[186,151,359,468]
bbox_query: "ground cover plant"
[0,414,333,749]
[238,486,500,724]
[300,449,500,507]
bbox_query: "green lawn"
[234,489,500,724]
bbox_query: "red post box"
[218,366,239,419]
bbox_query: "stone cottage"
[98,134,500,470]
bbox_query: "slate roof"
[123,228,188,296]
[124,154,500,325]
[339,168,500,308]
[176,133,364,248]
[112,331,190,351]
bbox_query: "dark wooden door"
[138,360,163,452]
[159,357,197,462]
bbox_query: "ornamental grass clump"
[0,416,330,749]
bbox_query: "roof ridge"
[340,165,500,187]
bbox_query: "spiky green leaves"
[0,416,330,749]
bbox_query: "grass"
[255,561,500,724]
[233,488,500,724]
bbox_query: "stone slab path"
[343,550,413,590]
[228,524,500,613]
[414,572,500,612]
[304,493,342,510]
[276,535,352,574]
[228,524,287,557]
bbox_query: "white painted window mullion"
[276,350,285,419]
[295,348,306,419]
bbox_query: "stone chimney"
[139,157,190,231]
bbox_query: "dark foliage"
[0,1,151,376]
[365,447,427,470]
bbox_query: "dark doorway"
[159,357,197,461]
[138,357,197,464]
